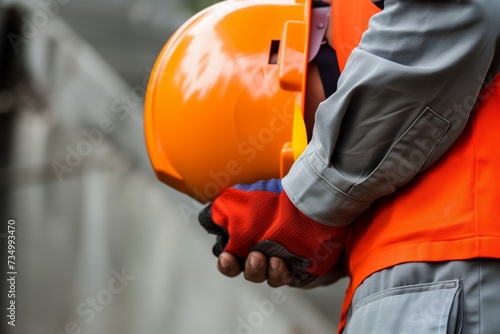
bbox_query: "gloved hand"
[199,179,349,287]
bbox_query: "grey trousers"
[342,260,500,333]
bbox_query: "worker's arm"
[283,0,500,226]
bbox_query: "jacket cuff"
[282,151,372,226]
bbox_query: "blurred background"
[0,0,348,333]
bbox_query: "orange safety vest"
[332,1,500,332]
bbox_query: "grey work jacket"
[283,0,500,225]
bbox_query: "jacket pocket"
[343,280,462,334]
[348,106,450,200]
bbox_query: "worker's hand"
[216,251,293,287]
[199,179,348,287]
[217,250,347,288]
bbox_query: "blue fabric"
[233,179,283,194]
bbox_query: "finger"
[244,252,267,283]
[217,252,242,278]
[267,257,293,287]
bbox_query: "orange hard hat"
[145,0,328,202]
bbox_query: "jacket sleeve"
[282,0,500,226]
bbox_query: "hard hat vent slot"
[268,40,280,65]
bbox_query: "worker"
[145,0,500,332]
